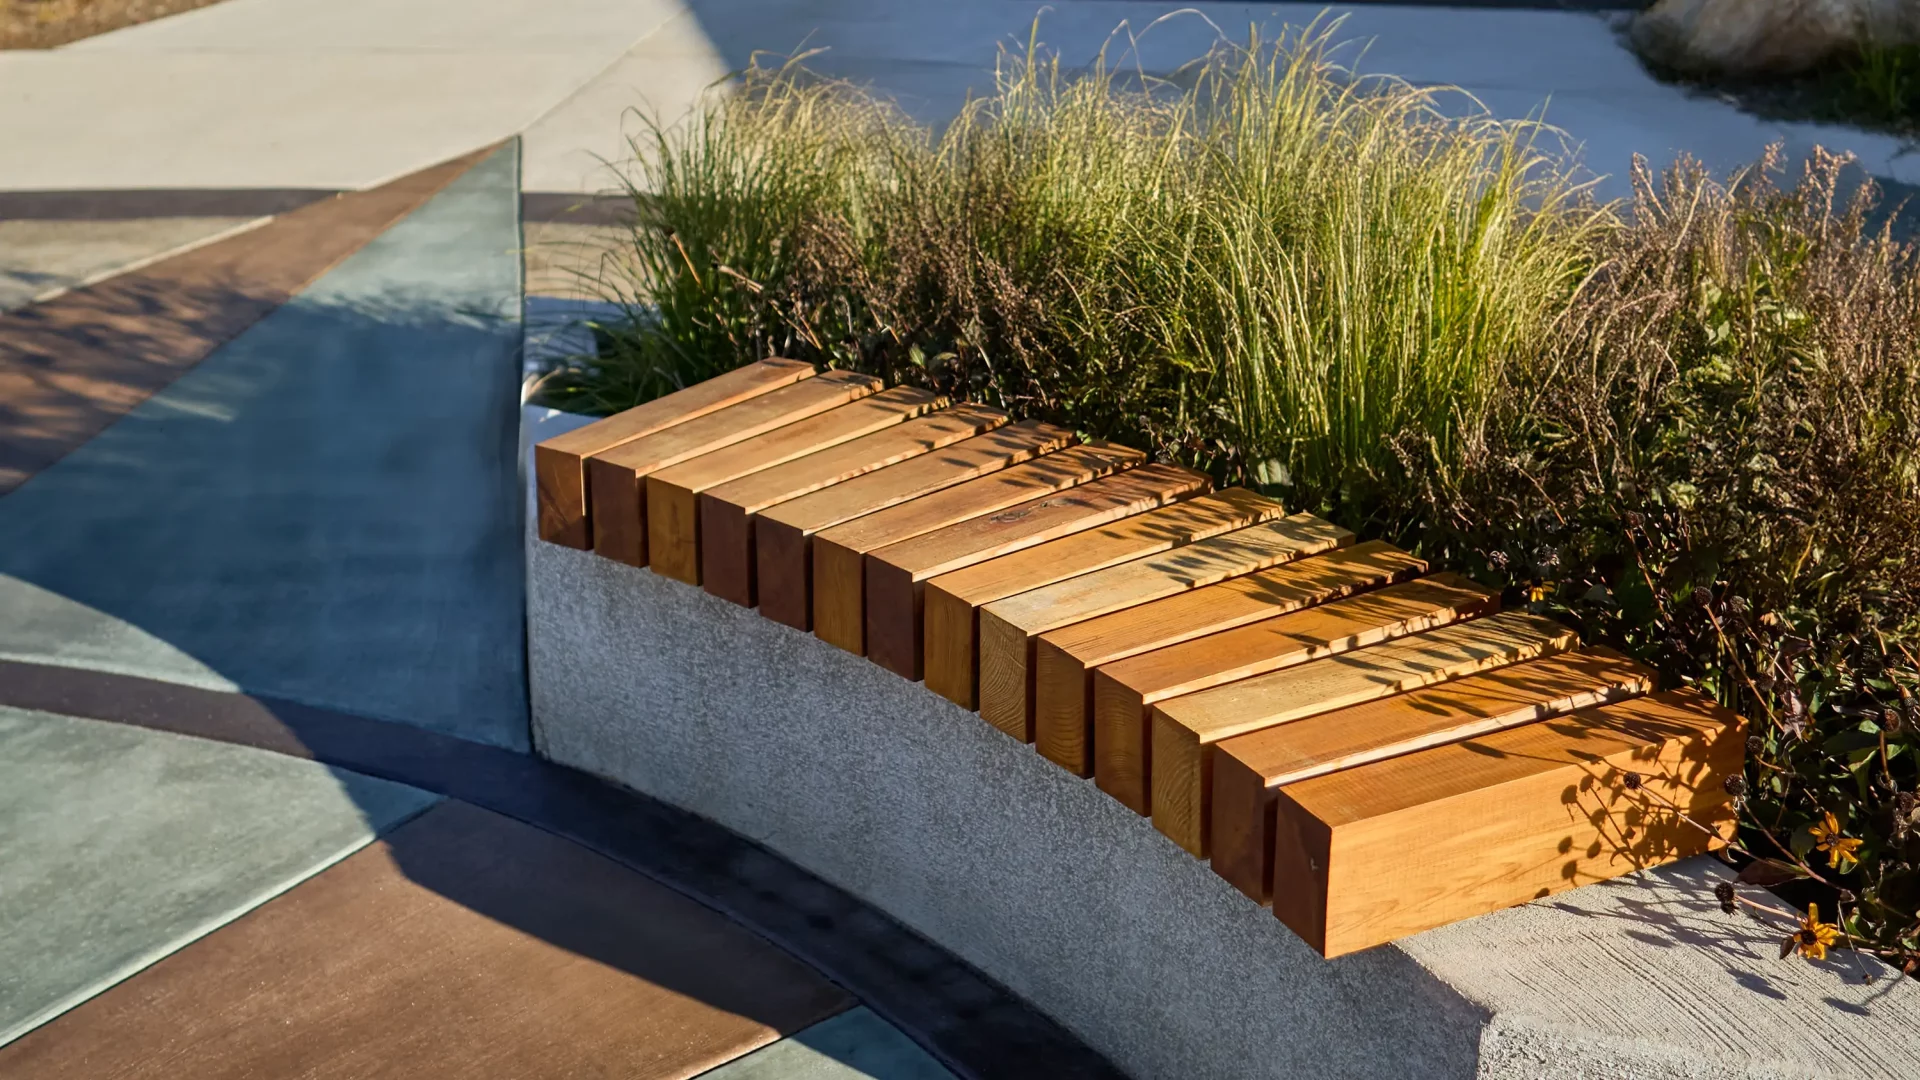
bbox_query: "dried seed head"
[1714,881,1737,914]
[1692,586,1713,608]
[1723,775,1748,798]
[1622,771,1643,790]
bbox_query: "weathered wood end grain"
[699,404,1008,607]
[863,463,1210,679]
[645,386,941,585]
[1211,645,1655,904]
[974,514,1354,743]
[534,358,814,549]
[920,488,1284,709]
[753,419,1074,630]
[1270,690,1744,957]
[585,371,880,566]
[1149,610,1578,857]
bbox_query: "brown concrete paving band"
[0,143,498,496]
[0,659,1122,1080]
[0,799,853,1080]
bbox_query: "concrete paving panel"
[0,145,531,748]
[0,53,587,191]
[698,1007,957,1080]
[0,706,438,1047]
[0,217,256,313]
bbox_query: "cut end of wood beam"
[1271,689,1745,957]
[813,537,869,654]
[533,358,815,548]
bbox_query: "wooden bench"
[535,360,1745,957]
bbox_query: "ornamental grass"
[537,19,1920,975]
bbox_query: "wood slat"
[585,371,882,566]
[864,464,1210,679]
[535,359,815,549]
[1211,646,1655,904]
[700,404,1010,608]
[922,489,1284,709]
[974,515,1354,743]
[1148,610,1578,857]
[1034,544,1436,781]
[1270,690,1744,957]
[753,420,1076,631]
[646,387,944,585]
[810,442,1146,656]
[1087,572,1492,810]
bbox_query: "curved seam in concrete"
[0,658,1123,1080]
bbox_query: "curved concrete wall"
[528,531,1919,1080]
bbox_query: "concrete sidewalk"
[4,0,1916,200]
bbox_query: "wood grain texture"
[864,463,1209,679]
[920,489,1283,709]
[754,420,1075,631]
[1270,690,1744,957]
[646,387,942,585]
[1086,573,1493,809]
[699,404,1009,607]
[1149,610,1579,856]
[535,359,814,549]
[585,371,881,566]
[0,799,852,1079]
[1032,545,1437,780]
[1211,646,1655,904]
[810,442,1145,656]
[974,514,1354,743]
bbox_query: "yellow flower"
[1788,903,1840,962]
[1809,812,1863,873]
[1527,582,1553,603]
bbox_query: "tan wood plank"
[585,371,881,566]
[1083,572,1493,803]
[534,358,815,549]
[1148,610,1578,857]
[753,420,1075,631]
[922,488,1284,709]
[974,514,1354,743]
[810,442,1146,655]
[1211,646,1655,905]
[645,387,944,584]
[700,404,1010,607]
[1035,544,1438,781]
[1270,690,1744,958]
[864,464,1209,679]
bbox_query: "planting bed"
[534,359,1745,955]
[527,360,1918,1077]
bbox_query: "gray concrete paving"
[3,0,1914,200]
[0,217,258,312]
[697,1007,956,1080]
[0,143,529,749]
[0,705,438,1047]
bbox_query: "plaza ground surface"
[3,3,1918,1077]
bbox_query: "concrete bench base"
[529,535,1919,1080]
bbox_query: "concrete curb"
[527,494,1920,1080]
